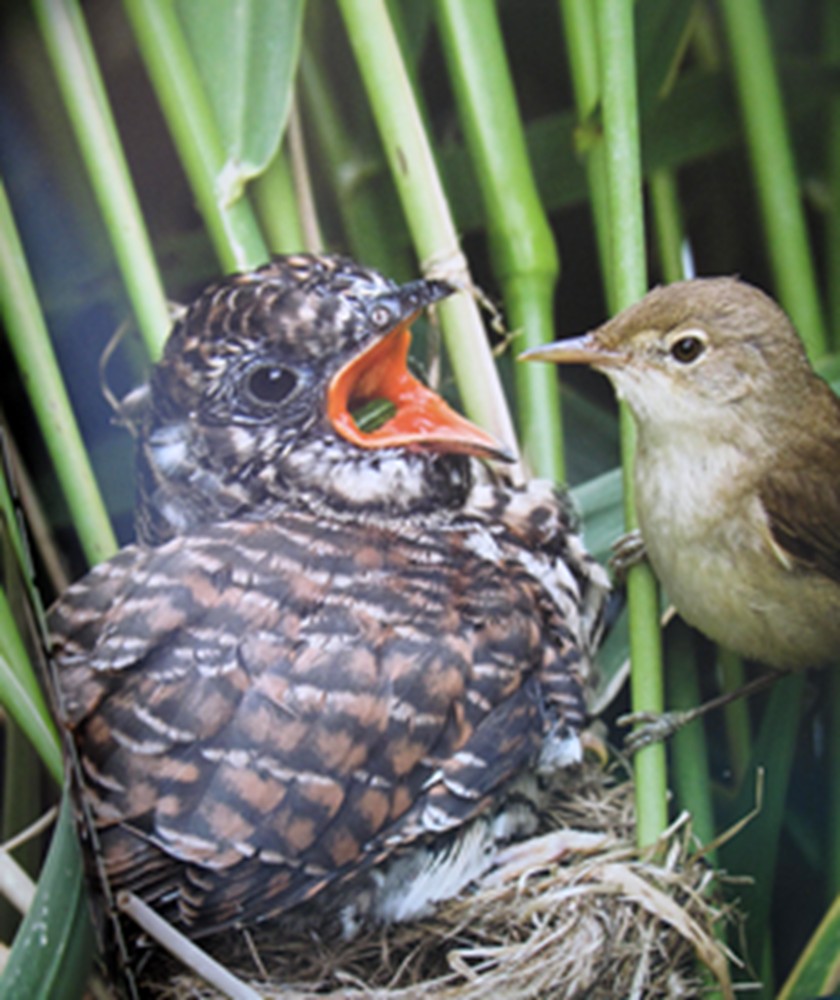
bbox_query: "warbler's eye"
[670,335,705,364]
[245,364,298,404]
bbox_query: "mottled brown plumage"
[50,254,608,938]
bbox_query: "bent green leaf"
[0,793,95,1000]
[177,0,306,188]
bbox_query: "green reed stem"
[337,0,521,467]
[596,0,668,846]
[559,0,615,306]
[649,169,719,853]
[122,0,268,273]
[251,148,307,254]
[436,0,564,480]
[0,594,62,784]
[649,169,686,284]
[0,181,116,566]
[718,0,827,358]
[298,47,413,277]
[33,0,169,357]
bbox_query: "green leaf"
[350,398,397,433]
[719,672,807,979]
[0,792,95,1000]
[176,0,306,188]
[777,888,840,997]
[572,466,623,566]
[816,349,840,390]
[635,0,697,112]
[572,467,628,707]
[0,460,63,783]
[0,639,62,786]
[388,0,434,71]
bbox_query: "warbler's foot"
[610,529,646,580]
[618,708,695,753]
[618,670,786,753]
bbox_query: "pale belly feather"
[635,444,840,668]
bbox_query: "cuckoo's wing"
[50,512,586,934]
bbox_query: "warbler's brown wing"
[50,512,584,936]
[759,400,840,586]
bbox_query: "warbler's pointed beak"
[519,333,625,369]
[329,285,512,462]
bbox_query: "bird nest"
[134,758,741,999]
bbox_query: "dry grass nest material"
[138,759,741,999]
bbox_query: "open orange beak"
[328,316,511,461]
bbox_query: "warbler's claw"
[617,708,693,753]
[609,529,647,580]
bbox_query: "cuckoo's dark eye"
[369,295,403,330]
[670,335,705,364]
[246,364,298,404]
